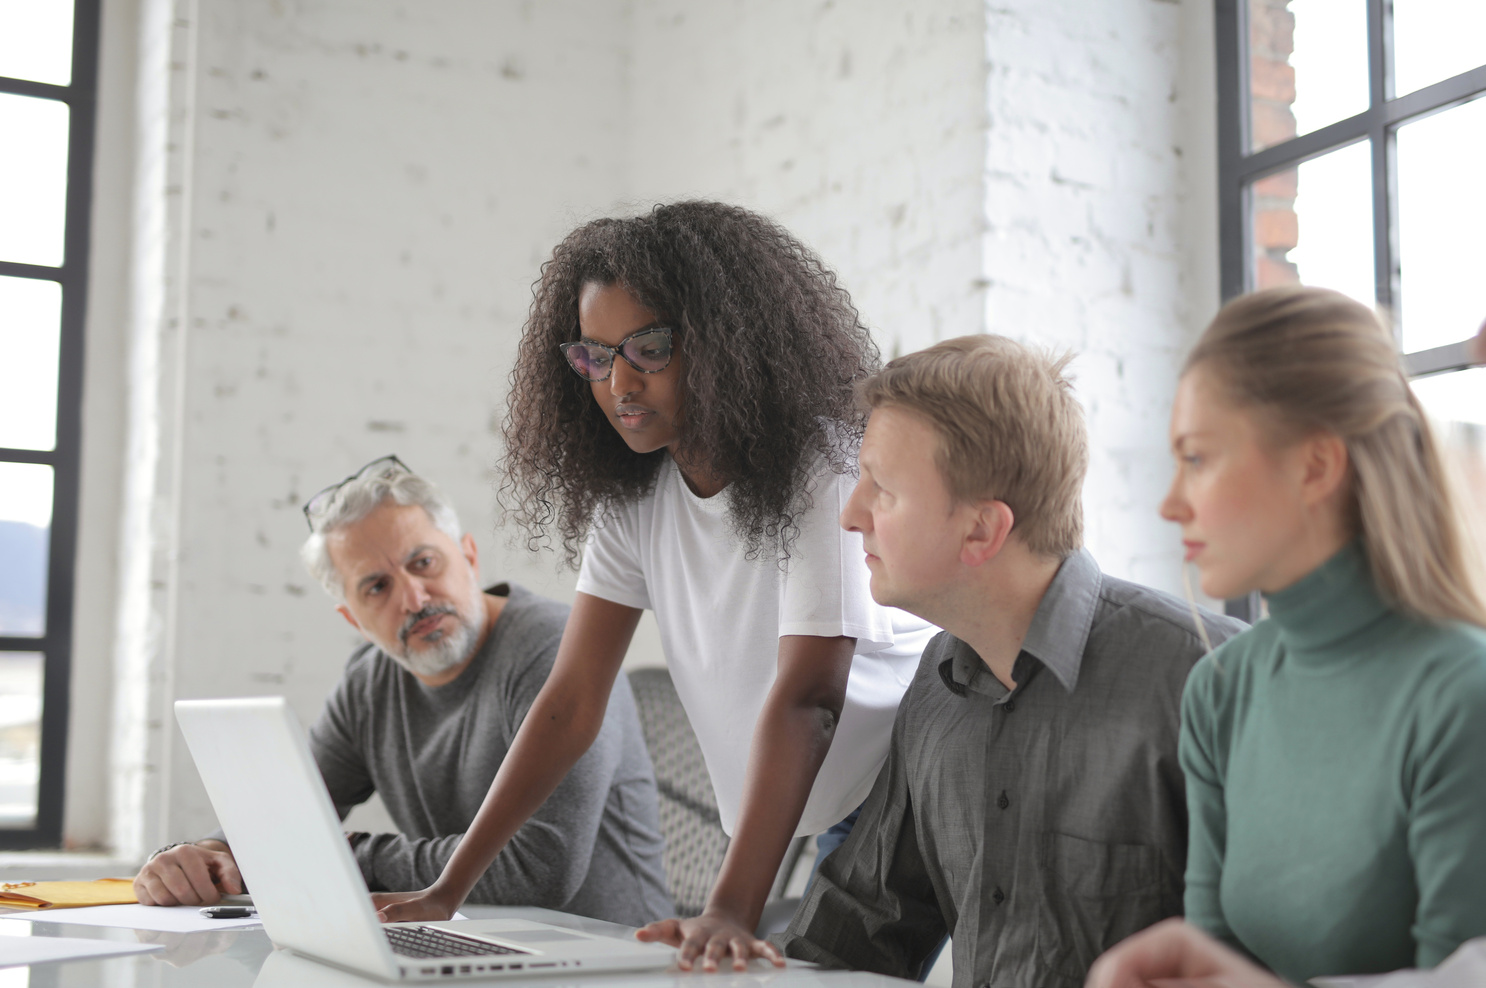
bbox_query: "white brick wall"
[72,0,1217,851]
[82,0,993,852]
[981,0,1221,601]
[625,0,988,358]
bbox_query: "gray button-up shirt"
[779,549,1246,988]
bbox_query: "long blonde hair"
[1187,285,1486,628]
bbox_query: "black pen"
[198,905,256,919]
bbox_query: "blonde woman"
[1153,286,1486,983]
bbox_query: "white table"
[0,904,919,988]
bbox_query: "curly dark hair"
[500,200,881,566]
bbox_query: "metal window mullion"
[1371,122,1398,326]
[0,260,67,282]
[1215,0,1248,302]
[1368,0,1398,325]
[0,637,50,652]
[1233,113,1371,182]
[1227,68,1486,185]
[0,0,103,850]
[1382,65,1486,126]
[1405,341,1478,377]
[0,76,72,103]
[0,448,58,465]
[32,0,101,849]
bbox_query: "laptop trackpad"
[493,929,588,943]
[424,920,605,945]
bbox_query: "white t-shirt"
[576,455,937,837]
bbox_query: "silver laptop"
[175,696,675,982]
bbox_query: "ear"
[960,500,1016,568]
[1298,431,1350,508]
[336,604,370,641]
[460,532,479,574]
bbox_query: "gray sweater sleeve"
[310,647,380,822]
[320,638,630,908]
[353,700,627,907]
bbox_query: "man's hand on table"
[133,840,243,907]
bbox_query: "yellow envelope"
[0,879,138,909]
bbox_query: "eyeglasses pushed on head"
[302,455,412,532]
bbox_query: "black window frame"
[1215,0,1486,621]
[0,0,101,849]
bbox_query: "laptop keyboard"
[385,926,529,959]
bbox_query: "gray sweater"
[306,583,673,926]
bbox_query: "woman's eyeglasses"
[302,454,411,531]
[558,327,673,383]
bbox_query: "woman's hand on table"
[637,911,785,972]
[1085,919,1284,988]
[371,888,461,924]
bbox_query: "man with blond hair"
[778,336,1244,987]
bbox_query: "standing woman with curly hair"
[374,202,934,968]
[1151,285,1486,984]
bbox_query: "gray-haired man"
[133,456,673,926]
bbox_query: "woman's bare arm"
[372,592,641,922]
[636,634,855,970]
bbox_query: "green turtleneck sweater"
[1181,543,1486,983]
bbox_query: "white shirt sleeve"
[777,467,899,652]
[575,505,653,611]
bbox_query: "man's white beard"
[393,612,479,678]
[377,571,488,679]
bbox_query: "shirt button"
[992,886,1005,905]
[1004,699,1015,712]
[997,790,1009,810]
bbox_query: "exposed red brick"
[1251,100,1298,150]
[1252,168,1298,200]
[1255,253,1300,290]
[1255,209,1298,250]
[1249,0,1295,58]
[1250,56,1295,103]
[1245,2,1298,286]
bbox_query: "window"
[1216,0,1486,622]
[0,0,100,848]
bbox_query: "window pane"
[1412,367,1486,576]
[0,277,62,451]
[1394,0,1486,98]
[1396,97,1486,353]
[0,652,43,829]
[0,464,52,638]
[0,93,69,268]
[1250,140,1375,305]
[1249,0,1370,152]
[0,0,73,87]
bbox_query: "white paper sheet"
[0,903,465,935]
[0,903,263,934]
[0,933,163,968]
[1312,939,1486,988]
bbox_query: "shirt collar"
[1021,548,1101,692]
[938,548,1102,696]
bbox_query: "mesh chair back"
[626,667,729,917]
